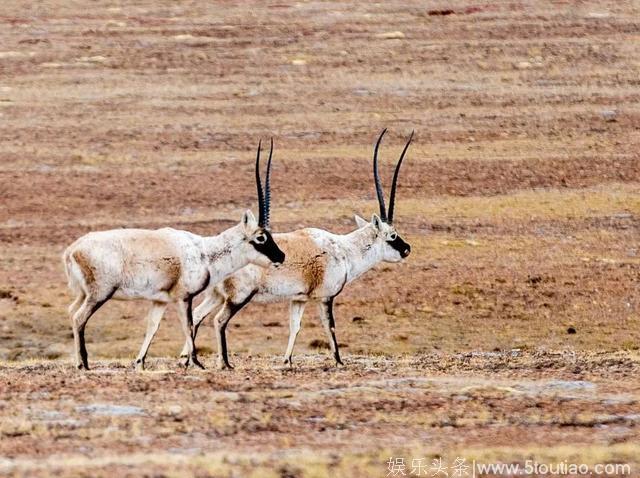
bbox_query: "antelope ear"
[354,214,368,229]
[241,209,257,233]
[371,213,384,231]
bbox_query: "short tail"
[63,248,84,297]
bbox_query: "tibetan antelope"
[63,140,285,370]
[181,129,412,368]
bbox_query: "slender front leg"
[133,301,168,370]
[176,297,204,369]
[318,297,343,366]
[283,300,307,366]
[214,298,250,370]
[179,290,223,357]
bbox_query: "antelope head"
[355,129,413,262]
[241,138,286,268]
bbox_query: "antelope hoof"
[283,357,293,368]
[76,363,88,371]
[133,359,145,371]
[335,357,345,367]
[192,359,205,370]
[184,355,205,370]
[217,360,234,371]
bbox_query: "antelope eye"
[254,234,267,244]
[388,232,398,241]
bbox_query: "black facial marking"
[251,229,285,264]
[388,234,411,258]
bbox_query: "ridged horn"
[263,137,274,228]
[387,130,413,224]
[255,139,265,227]
[372,128,388,222]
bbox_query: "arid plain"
[1,1,639,476]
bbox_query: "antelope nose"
[402,246,411,258]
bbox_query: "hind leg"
[70,289,113,370]
[176,296,204,370]
[68,292,85,317]
[179,289,223,357]
[71,297,98,370]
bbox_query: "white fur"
[179,213,409,368]
[63,210,276,370]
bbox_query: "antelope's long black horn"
[255,139,265,227]
[387,130,413,224]
[373,128,388,222]
[263,137,273,228]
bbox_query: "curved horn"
[255,139,265,227]
[373,128,388,222]
[263,137,274,228]
[387,130,413,224]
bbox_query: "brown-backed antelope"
[62,140,285,370]
[182,129,412,368]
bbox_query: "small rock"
[601,109,617,122]
[567,326,577,335]
[172,34,216,46]
[514,61,532,70]
[173,34,196,41]
[375,31,405,39]
[291,58,307,66]
[77,404,145,416]
[0,51,26,59]
[77,55,109,64]
[351,316,366,323]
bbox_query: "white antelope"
[182,129,413,368]
[63,140,285,370]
